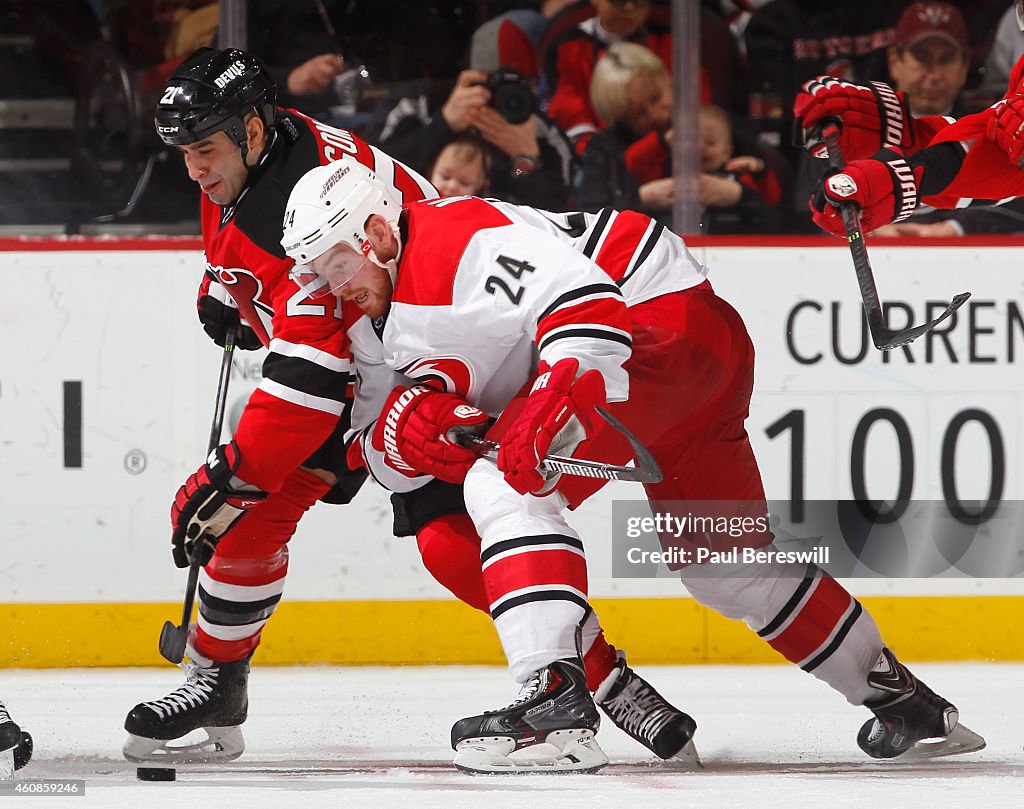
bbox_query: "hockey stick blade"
[455,407,662,484]
[821,122,970,351]
[869,292,971,350]
[158,562,198,664]
[158,326,237,664]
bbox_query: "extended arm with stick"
[821,123,970,351]
[158,326,237,664]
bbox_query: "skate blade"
[122,725,245,764]
[453,728,608,775]
[895,723,986,763]
[672,738,703,769]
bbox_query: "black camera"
[484,68,534,125]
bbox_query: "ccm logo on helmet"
[214,60,248,89]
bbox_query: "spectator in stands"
[578,43,779,233]
[374,32,576,211]
[543,0,710,153]
[470,0,580,87]
[745,0,896,232]
[576,42,673,220]
[430,135,492,197]
[872,2,1024,238]
[743,0,895,132]
[111,1,349,117]
[887,1,970,118]
[696,104,779,234]
[980,3,1024,98]
[246,0,349,116]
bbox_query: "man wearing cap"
[795,3,1024,237]
[888,2,970,118]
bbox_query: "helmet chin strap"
[367,219,402,286]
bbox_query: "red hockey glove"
[171,441,268,568]
[497,358,606,496]
[197,274,263,351]
[370,385,491,484]
[986,94,1024,167]
[795,76,912,161]
[810,150,919,236]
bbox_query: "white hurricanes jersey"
[344,197,708,492]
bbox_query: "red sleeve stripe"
[538,294,627,331]
[536,282,623,322]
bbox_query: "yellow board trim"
[1,596,1021,668]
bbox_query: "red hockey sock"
[194,468,329,661]
[416,512,489,612]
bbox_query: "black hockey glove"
[171,441,268,568]
[197,276,263,351]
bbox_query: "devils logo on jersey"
[214,265,274,346]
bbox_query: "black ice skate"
[451,658,608,774]
[594,652,700,767]
[123,657,250,763]
[0,700,32,772]
[857,648,985,761]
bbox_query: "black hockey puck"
[136,766,176,782]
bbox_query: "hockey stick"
[821,122,970,351]
[456,406,662,483]
[158,326,237,664]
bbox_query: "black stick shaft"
[821,125,887,335]
[174,327,237,647]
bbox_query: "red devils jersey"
[198,108,436,491]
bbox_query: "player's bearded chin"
[366,220,402,286]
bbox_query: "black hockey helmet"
[154,47,277,152]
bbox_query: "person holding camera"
[377,68,576,210]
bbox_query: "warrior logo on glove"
[368,385,491,484]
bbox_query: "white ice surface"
[2,662,1020,808]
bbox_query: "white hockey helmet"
[282,160,402,296]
